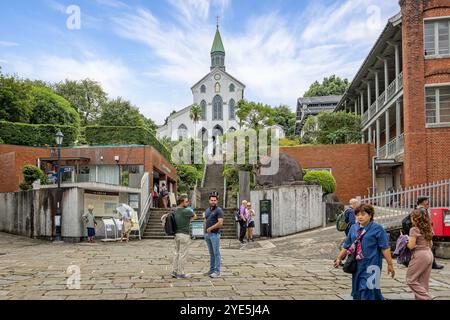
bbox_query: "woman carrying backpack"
[334,204,395,300]
[406,209,434,300]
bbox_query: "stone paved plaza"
[0,228,449,300]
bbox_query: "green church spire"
[211,18,225,71]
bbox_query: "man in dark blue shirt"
[344,199,358,236]
[203,192,224,278]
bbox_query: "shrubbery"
[304,170,337,194]
[0,121,79,147]
[85,126,171,160]
[19,165,48,191]
[30,86,80,127]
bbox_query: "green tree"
[54,79,107,126]
[302,111,361,144]
[19,165,48,191]
[30,86,81,127]
[304,75,349,97]
[164,110,177,126]
[189,104,202,138]
[0,73,33,123]
[235,100,274,130]
[142,116,157,134]
[176,164,202,194]
[98,97,144,127]
[270,105,296,139]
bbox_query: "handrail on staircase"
[200,162,207,188]
[139,193,153,234]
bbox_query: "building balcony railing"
[377,133,404,159]
[362,71,403,126]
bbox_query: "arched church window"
[177,124,188,141]
[201,85,206,93]
[213,95,223,121]
[229,99,236,120]
[200,100,207,120]
[215,82,221,93]
[229,83,235,92]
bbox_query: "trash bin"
[431,208,450,237]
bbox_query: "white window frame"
[425,84,450,127]
[424,18,450,59]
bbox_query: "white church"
[157,26,245,142]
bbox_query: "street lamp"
[55,129,64,241]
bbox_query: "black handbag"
[343,229,367,274]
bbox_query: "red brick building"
[281,144,374,203]
[0,144,177,195]
[336,0,450,194]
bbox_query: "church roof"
[191,67,246,91]
[211,28,225,54]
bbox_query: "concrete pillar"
[376,119,381,157]
[395,44,400,91]
[360,91,365,114]
[385,108,390,146]
[367,82,372,117]
[384,59,389,102]
[375,71,380,111]
[355,100,358,116]
[396,99,401,138]
[368,125,372,143]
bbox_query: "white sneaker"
[210,272,221,278]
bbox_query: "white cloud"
[0,41,19,47]
[6,54,133,100]
[96,0,129,8]
[112,0,399,115]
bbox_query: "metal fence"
[358,179,450,229]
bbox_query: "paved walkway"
[0,229,449,300]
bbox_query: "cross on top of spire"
[216,16,220,29]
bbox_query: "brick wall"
[281,144,374,203]
[0,145,50,193]
[0,145,176,193]
[401,0,450,187]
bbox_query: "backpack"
[336,209,349,232]
[234,210,242,223]
[393,234,412,267]
[161,210,177,236]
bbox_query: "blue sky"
[0,0,399,124]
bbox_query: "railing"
[378,145,387,158]
[397,72,403,89]
[362,71,403,125]
[377,92,386,109]
[359,179,450,229]
[377,134,404,159]
[369,101,377,118]
[362,111,369,124]
[385,80,397,103]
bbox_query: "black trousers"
[239,221,247,242]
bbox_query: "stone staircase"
[198,163,225,208]
[142,208,238,239]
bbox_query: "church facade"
[157,26,246,142]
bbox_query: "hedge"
[304,170,337,194]
[85,126,171,160]
[0,121,79,147]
